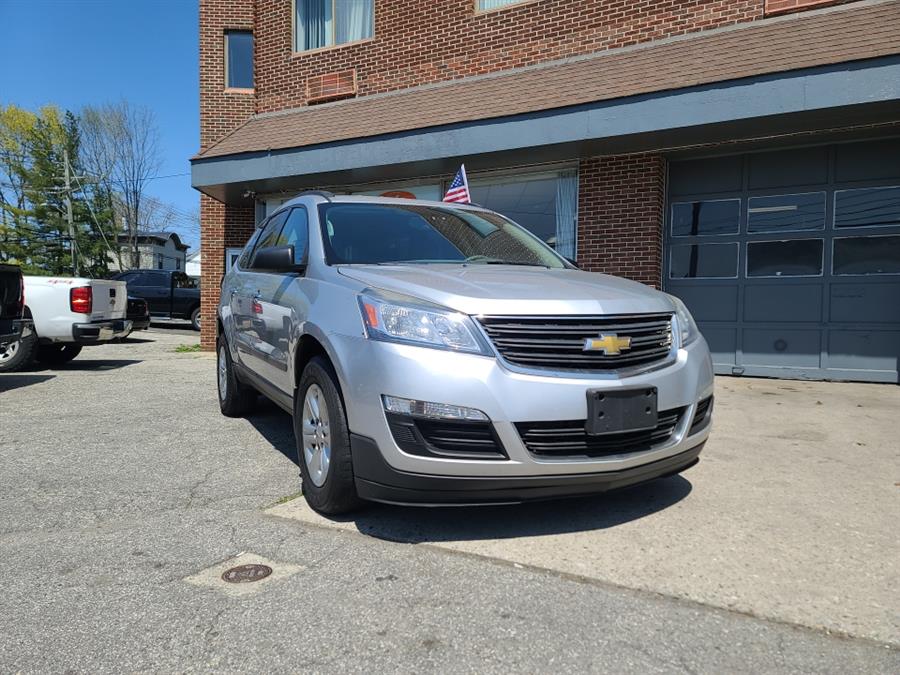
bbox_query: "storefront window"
[469,170,578,259]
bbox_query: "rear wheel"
[295,356,361,515]
[35,343,83,365]
[0,331,37,372]
[190,307,201,332]
[217,334,256,417]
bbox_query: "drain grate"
[221,563,273,583]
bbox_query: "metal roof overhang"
[191,56,900,205]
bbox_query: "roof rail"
[294,190,334,202]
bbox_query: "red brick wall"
[198,197,255,349]
[253,0,763,113]
[199,0,255,150]
[577,154,666,289]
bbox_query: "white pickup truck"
[0,276,132,372]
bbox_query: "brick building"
[192,0,900,382]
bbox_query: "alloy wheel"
[301,383,331,487]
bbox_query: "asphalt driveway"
[0,329,897,673]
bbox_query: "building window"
[476,0,531,10]
[225,31,253,89]
[294,0,374,52]
[468,170,578,259]
[671,199,740,237]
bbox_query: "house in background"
[185,249,201,278]
[192,0,900,383]
[109,231,189,272]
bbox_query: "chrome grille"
[516,407,684,459]
[477,313,674,371]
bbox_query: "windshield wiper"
[464,255,549,267]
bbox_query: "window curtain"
[335,0,373,44]
[296,0,333,51]
[478,0,520,10]
[555,170,578,260]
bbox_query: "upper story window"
[224,30,253,89]
[294,0,374,52]
[476,0,531,11]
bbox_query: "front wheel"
[295,356,361,515]
[190,307,201,332]
[35,343,83,365]
[0,331,37,372]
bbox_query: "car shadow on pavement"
[247,401,299,466]
[246,399,694,541]
[0,374,55,392]
[344,477,693,543]
[28,359,142,373]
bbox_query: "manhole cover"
[221,563,273,583]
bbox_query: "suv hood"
[337,265,674,316]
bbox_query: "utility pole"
[63,149,78,276]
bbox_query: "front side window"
[249,210,290,267]
[276,207,310,264]
[225,31,253,89]
[294,0,374,52]
[318,203,567,268]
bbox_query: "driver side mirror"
[251,245,305,273]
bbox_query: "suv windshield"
[318,202,567,268]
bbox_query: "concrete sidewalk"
[270,376,900,645]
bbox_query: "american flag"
[443,164,471,204]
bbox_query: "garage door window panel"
[834,186,900,229]
[747,239,823,278]
[670,243,738,279]
[747,192,826,234]
[671,199,740,237]
[833,235,900,276]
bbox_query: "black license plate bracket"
[585,387,658,436]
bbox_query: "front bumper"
[352,433,704,505]
[330,333,714,480]
[73,319,132,343]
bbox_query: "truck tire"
[0,331,37,373]
[295,356,362,515]
[217,333,256,417]
[35,344,83,365]
[190,307,201,332]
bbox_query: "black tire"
[295,356,362,515]
[217,333,256,417]
[35,343,83,365]
[190,307,201,332]
[0,330,37,372]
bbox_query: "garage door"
[665,139,900,383]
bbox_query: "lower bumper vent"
[386,413,507,460]
[516,407,685,459]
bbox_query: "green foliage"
[0,103,120,276]
[174,343,202,353]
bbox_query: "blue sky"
[0,0,201,250]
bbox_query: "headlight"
[670,296,700,347]
[358,292,490,355]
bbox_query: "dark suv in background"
[114,270,201,331]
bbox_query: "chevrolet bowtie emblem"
[583,333,632,355]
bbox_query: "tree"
[80,101,162,268]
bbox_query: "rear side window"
[275,207,309,264]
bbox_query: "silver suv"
[217,193,713,514]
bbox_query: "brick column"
[199,195,254,350]
[577,153,666,289]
